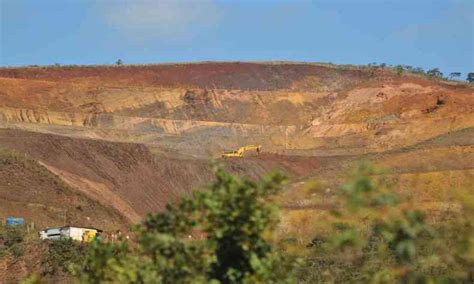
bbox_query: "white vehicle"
[39,226,102,242]
[39,227,62,240]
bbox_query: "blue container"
[6,217,25,226]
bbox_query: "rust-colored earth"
[0,62,473,281]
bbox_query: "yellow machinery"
[83,230,98,243]
[222,145,262,158]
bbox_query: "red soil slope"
[0,62,472,282]
[0,62,472,225]
[0,128,328,224]
[0,147,128,230]
[0,62,370,91]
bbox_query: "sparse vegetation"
[290,163,474,283]
[467,72,474,83]
[0,222,26,258]
[362,63,463,81]
[427,68,443,79]
[449,72,461,80]
[412,66,425,74]
[395,65,404,76]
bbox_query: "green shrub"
[4,227,25,246]
[74,168,297,283]
[395,65,404,76]
[0,248,7,258]
[10,242,24,257]
[21,274,45,284]
[42,238,85,275]
[0,225,26,258]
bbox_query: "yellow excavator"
[222,145,262,158]
[83,230,98,243]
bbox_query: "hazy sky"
[1,0,473,76]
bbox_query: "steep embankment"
[0,129,213,221]
[0,128,327,224]
[0,147,128,230]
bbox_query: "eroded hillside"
[0,62,472,230]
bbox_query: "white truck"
[39,226,101,242]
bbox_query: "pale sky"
[1,0,473,77]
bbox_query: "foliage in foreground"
[71,164,473,283]
[297,163,474,283]
[74,168,294,283]
[41,238,85,276]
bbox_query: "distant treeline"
[1,60,473,83]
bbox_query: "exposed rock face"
[0,64,472,158]
[0,62,472,226]
[0,62,473,283]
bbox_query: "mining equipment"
[221,145,262,158]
